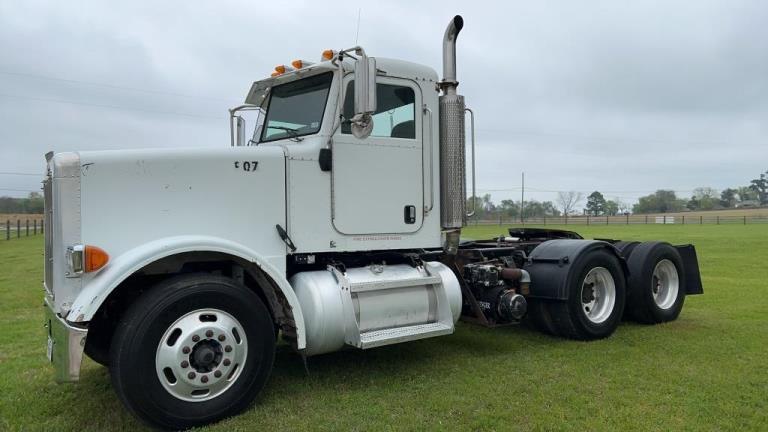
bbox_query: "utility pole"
[521,172,525,225]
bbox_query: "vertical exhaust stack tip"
[440,15,464,95]
[439,15,466,255]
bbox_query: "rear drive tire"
[526,299,559,336]
[109,273,275,430]
[613,241,640,260]
[549,249,626,340]
[626,242,686,324]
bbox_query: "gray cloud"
[1,0,766,205]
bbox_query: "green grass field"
[1,225,767,431]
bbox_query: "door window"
[341,82,415,139]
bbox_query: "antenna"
[355,8,361,45]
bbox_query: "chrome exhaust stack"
[439,15,466,254]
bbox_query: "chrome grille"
[44,172,53,295]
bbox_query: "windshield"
[260,72,333,142]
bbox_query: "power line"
[0,92,223,120]
[0,70,239,103]
[475,127,727,148]
[0,172,40,176]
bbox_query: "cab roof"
[244,57,438,107]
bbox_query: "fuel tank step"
[358,322,453,349]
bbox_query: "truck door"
[331,77,424,235]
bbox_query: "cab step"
[358,322,453,349]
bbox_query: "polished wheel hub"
[652,259,679,309]
[155,309,248,402]
[580,267,616,324]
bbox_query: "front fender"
[66,235,306,350]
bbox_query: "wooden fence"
[1,219,44,240]
[471,214,768,226]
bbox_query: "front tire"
[549,249,626,340]
[110,274,275,430]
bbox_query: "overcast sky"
[1,0,766,205]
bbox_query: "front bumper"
[44,299,87,382]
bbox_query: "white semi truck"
[42,16,703,429]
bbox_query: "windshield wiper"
[269,126,303,142]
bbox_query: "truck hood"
[76,145,288,272]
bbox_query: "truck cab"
[239,57,443,253]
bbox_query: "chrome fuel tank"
[290,262,461,356]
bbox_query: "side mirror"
[351,54,377,139]
[235,116,246,147]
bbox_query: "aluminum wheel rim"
[580,267,616,324]
[652,259,679,309]
[155,308,248,402]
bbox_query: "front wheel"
[109,274,275,430]
[548,249,627,340]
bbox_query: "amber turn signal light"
[84,245,109,273]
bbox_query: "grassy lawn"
[1,225,767,431]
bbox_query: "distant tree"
[0,192,44,214]
[604,200,619,216]
[557,191,584,215]
[633,190,683,214]
[686,196,699,211]
[585,191,606,216]
[541,201,561,217]
[499,199,519,218]
[750,171,768,204]
[691,187,719,210]
[736,186,757,202]
[615,198,630,214]
[481,194,495,212]
[720,188,738,208]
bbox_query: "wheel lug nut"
[223,359,231,366]
[218,334,226,342]
[182,346,191,354]
[214,370,222,378]
[201,375,209,383]
[188,372,196,379]
[192,335,200,342]
[205,330,213,338]
[224,345,232,353]
[181,361,189,368]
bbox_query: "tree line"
[0,192,43,214]
[471,169,767,218]
[629,169,766,214]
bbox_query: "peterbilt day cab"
[42,16,703,429]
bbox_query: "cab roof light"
[291,59,314,69]
[274,64,296,75]
[321,49,337,61]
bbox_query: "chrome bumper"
[44,299,87,382]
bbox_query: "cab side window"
[342,82,415,139]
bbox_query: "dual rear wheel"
[529,242,685,340]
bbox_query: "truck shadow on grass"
[66,319,678,430]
